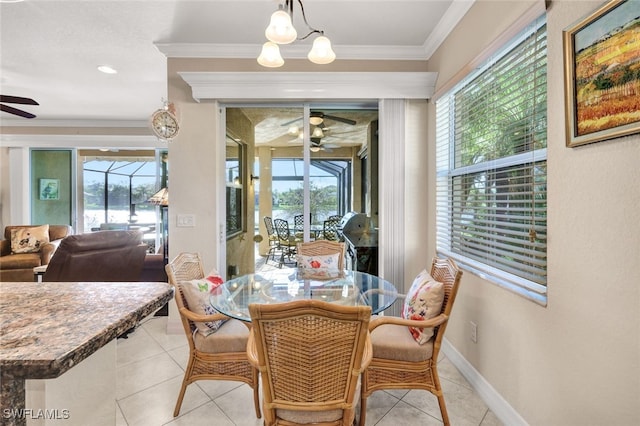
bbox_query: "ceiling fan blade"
[281,116,303,127]
[323,114,356,125]
[0,95,39,105]
[0,103,36,119]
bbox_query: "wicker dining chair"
[247,299,372,426]
[360,257,463,426]
[166,252,260,419]
[296,240,346,273]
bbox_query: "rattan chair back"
[360,257,462,426]
[248,299,372,426]
[296,240,345,272]
[166,252,205,286]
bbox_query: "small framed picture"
[563,0,640,147]
[39,178,60,200]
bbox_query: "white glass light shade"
[309,116,323,125]
[308,36,336,64]
[257,42,285,68]
[265,9,297,44]
[312,127,324,138]
[309,146,321,152]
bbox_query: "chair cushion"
[180,271,229,336]
[11,225,49,254]
[296,253,340,278]
[0,253,42,269]
[402,269,444,344]
[371,323,434,362]
[193,318,249,353]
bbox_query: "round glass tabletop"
[210,268,398,322]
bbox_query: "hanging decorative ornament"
[150,101,179,141]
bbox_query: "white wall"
[427,1,640,424]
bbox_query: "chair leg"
[173,375,189,417]
[437,393,450,426]
[252,379,261,419]
[359,393,367,426]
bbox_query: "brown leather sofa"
[0,225,73,282]
[43,230,148,282]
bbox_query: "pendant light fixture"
[258,0,336,68]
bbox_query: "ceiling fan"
[281,111,357,127]
[0,95,39,119]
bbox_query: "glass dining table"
[210,268,398,322]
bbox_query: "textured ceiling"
[0,0,471,126]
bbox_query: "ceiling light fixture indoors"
[258,0,336,68]
[97,65,118,74]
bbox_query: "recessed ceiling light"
[97,65,117,74]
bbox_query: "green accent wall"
[31,149,72,226]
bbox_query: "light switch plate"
[177,214,195,227]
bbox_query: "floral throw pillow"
[180,269,228,336]
[296,253,341,278]
[402,269,444,344]
[11,225,50,254]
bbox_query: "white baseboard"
[441,339,529,426]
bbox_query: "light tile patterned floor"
[115,315,502,425]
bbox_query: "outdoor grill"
[338,212,378,274]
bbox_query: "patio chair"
[263,216,280,265]
[273,218,298,267]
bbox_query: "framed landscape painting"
[563,0,640,147]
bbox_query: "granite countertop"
[0,281,173,380]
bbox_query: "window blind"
[436,16,547,299]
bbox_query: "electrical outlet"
[470,321,478,343]
[177,214,195,227]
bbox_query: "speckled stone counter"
[0,281,173,426]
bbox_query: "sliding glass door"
[224,104,378,275]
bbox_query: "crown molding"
[155,0,475,61]
[423,0,475,58]
[0,133,161,148]
[0,119,150,128]
[179,71,437,101]
[155,42,430,61]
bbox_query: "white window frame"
[435,14,548,305]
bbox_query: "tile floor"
[115,314,502,426]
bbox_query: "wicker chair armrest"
[246,329,261,370]
[369,313,449,331]
[360,333,373,371]
[178,306,230,323]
